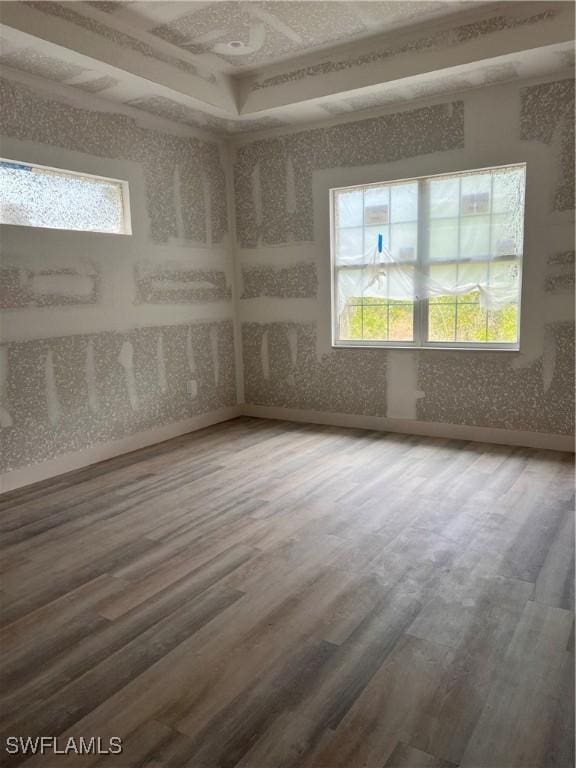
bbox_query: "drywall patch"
[127,95,217,132]
[241,262,318,299]
[157,334,168,395]
[386,352,424,420]
[242,322,387,416]
[134,262,231,304]
[26,1,200,76]
[0,263,100,309]
[520,79,575,211]
[2,321,236,472]
[0,77,228,244]
[234,101,464,247]
[228,117,287,134]
[251,9,555,90]
[0,346,14,428]
[480,63,519,84]
[545,251,576,293]
[416,322,575,434]
[0,47,87,82]
[86,1,123,11]
[147,1,346,70]
[126,96,286,135]
[74,75,119,94]
[409,75,474,99]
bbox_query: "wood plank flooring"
[0,416,574,768]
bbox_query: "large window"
[0,159,131,234]
[331,164,526,349]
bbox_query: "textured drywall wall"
[234,101,464,247]
[234,77,575,435]
[1,77,228,244]
[1,70,574,487]
[0,76,236,477]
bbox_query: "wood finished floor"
[0,416,574,768]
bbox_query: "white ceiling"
[0,1,574,136]
[79,1,486,73]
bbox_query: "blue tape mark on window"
[377,233,383,253]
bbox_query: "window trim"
[330,163,526,352]
[0,157,132,235]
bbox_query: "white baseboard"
[242,404,575,453]
[0,406,241,493]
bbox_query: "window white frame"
[330,163,526,351]
[0,157,132,235]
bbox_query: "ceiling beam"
[236,1,575,116]
[0,1,239,115]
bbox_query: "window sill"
[332,342,520,352]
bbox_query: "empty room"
[0,1,574,766]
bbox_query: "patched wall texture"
[134,262,231,304]
[234,101,464,247]
[237,78,575,436]
[1,322,235,472]
[243,322,387,415]
[1,77,236,477]
[416,322,574,434]
[520,78,575,211]
[241,263,317,299]
[26,1,201,76]
[545,251,575,293]
[1,263,100,309]
[0,77,228,244]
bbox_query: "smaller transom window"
[0,158,131,235]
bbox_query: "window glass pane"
[388,265,415,302]
[364,186,389,225]
[390,222,417,261]
[335,189,363,228]
[456,303,488,342]
[429,304,456,341]
[489,259,520,287]
[492,168,524,213]
[460,215,490,259]
[430,177,460,218]
[461,173,491,215]
[388,302,414,341]
[457,262,488,301]
[390,182,418,222]
[0,159,128,234]
[457,289,481,304]
[487,304,518,342]
[491,212,522,257]
[336,227,363,264]
[488,259,520,307]
[429,217,459,261]
[339,303,362,340]
[428,263,457,303]
[336,268,363,313]
[362,305,388,339]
